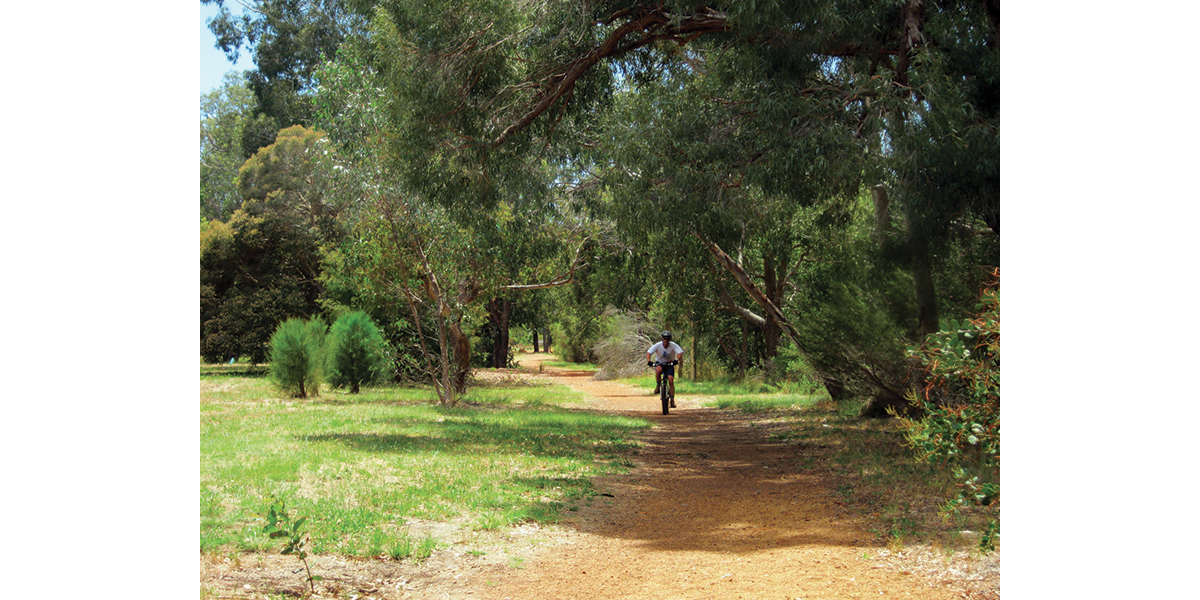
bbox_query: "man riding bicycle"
[647,331,684,408]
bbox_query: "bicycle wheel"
[660,379,670,414]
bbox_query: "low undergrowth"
[201,374,649,558]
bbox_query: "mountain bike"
[650,360,678,415]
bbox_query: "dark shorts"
[657,363,676,377]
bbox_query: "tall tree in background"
[237,124,346,244]
[311,42,589,400]
[202,0,376,155]
[201,72,263,221]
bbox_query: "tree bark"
[696,234,804,350]
[873,185,890,243]
[450,322,471,394]
[905,209,940,338]
[487,298,513,368]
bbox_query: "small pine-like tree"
[326,311,390,393]
[269,317,327,398]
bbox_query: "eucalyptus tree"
[311,41,591,402]
[201,72,263,221]
[202,0,378,155]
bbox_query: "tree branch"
[503,239,590,291]
[490,7,731,148]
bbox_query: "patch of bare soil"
[201,352,998,599]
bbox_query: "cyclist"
[647,331,684,408]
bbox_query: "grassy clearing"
[699,392,997,553]
[201,374,648,558]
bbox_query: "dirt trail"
[482,354,968,600]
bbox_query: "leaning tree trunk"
[696,233,848,399]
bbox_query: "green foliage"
[200,72,257,221]
[203,0,374,155]
[202,0,999,421]
[326,311,391,393]
[201,209,324,364]
[237,125,345,244]
[269,317,328,398]
[263,499,323,593]
[895,273,999,550]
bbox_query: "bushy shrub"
[269,317,327,398]
[895,270,999,550]
[326,311,391,393]
[592,309,655,380]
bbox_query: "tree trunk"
[762,253,783,377]
[488,298,512,368]
[532,329,539,353]
[692,326,698,382]
[905,210,940,338]
[449,322,471,394]
[697,233,844,400]
[873,185,890,243]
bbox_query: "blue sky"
[200,2,256,96]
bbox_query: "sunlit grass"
[200,374,648,557]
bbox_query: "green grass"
[538,360,599,372]
[706,394,824,414]
[201,374,649,557]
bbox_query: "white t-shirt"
[647,341,684,363]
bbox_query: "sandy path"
[482,354,965,600]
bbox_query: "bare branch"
[504,239,590,291]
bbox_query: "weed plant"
[201,376,648,557]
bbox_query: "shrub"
[269,317,327,398]
[895,270,999,550]
[592,309,655,380]
[326,311,391,393]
